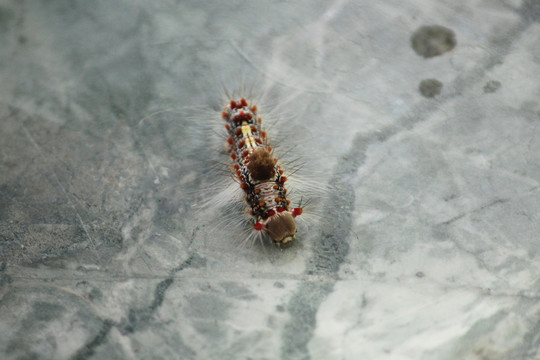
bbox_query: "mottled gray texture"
[1,0,540,359]
[483,80,502,93]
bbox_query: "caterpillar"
[221,97,303,245]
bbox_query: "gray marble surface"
[1,1,540,359]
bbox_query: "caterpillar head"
[255,208,302,245]
[266,211,297,244]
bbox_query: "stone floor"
[1,1,540,359]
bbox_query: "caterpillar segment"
[222,98,302,245]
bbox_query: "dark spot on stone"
[521,0,540,22]
[411,25,456,58]
[416,271,425,278]
[276,305,285,312]
[18,35,27,44]
[274,281,284,288]
[88,287,103,301]
[483,80,501,93]
[419,79,443,98]
[221,281,257,300]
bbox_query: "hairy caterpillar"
[221,97,303,245]
[140,77,319,248]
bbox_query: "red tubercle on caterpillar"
[254,222,264,231]
[266,209,276,217]
[251,105,258,112]
[261,131,267,138]
[292,208,303,217]
[242,150,249,158]
[276,207,286,213]
[225,124,230,130]
[240,182,249,190]
[279,169,284,175]
[227,136,234,145]
[235,128,242,136]
[280,176,287,183]
[234,164,240,170]
[230,100,250,110]
[238,139,245,148]
[230,152,237,160]
[222,112,229,119]
[233,112,252,123]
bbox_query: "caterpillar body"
[221,97,303,245]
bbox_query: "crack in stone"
[121,253,205,334]
[69,254,205,358]
[70,320,114,360]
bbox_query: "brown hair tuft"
[247,149,275,181]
